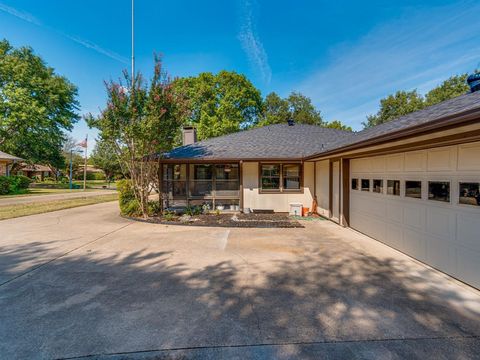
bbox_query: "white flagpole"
[83,135,88,191]
[131,0,135,84]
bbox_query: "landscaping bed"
[141,212,305,228]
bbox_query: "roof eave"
[305,107,480,161]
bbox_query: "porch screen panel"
[162,164,187,198]
[190,164,213,196]
[215,164,239,197]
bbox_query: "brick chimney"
[182,126,197,146]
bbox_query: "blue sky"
[1,0,479,153]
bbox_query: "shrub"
[147,200,160,216]
[185,205,203,216]
[13,175,32,190]
[163,211,176,221]
[43,177,56,183]
[117,179,141,216]
[0,176,10,195]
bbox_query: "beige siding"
[0,160,8,176]
[242,162,314,212]
[315,160,330,217]
[350,141,480,289]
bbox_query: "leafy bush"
[13,175,32,190]
[147,200,160,216]
[0,175,32,195]
[117,179,141,216]
[163,211,176,221]
[185,205,203,216]
[42,177,57,183]
[0,176,10,195]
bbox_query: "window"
[373,179,383,193]
[361,179,370,191]
[387,180,400,196]
[261,164,281,190]
[260,164,302,192]
[283,164,301,190]
[459,182,480,206]
[405,181,422,199]
[351,178,358,190]
[428,181,450,202]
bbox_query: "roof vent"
[287,119,295,126]
[467,72,480,93]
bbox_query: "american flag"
[77,138,88,148]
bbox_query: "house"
[0,151,23,176]
[18,163,53,181]
[159,81,480,290]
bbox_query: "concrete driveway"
[0,202,479,359]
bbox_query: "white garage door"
[350,142,480,289]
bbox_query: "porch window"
[215,164,240,197]
[261,164,281,190]
[283,164,301,190]
[260,163,302,192]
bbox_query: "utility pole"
[83,135,88,191]
[69,149,73,190]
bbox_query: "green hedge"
[0,175,33,195]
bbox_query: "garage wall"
[350,142,480,289]
[243,162,314,212]
[315,160,330,217]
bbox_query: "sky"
[1,0,479,153]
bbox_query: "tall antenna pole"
[131,0,135,84]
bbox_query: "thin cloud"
[298,1,480,130]
[0,2,128,64]
[238,0,271,84]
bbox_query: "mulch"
[134,212,305,228]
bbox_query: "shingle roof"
[0,151,23,161]
[162,90,480,161]
[164,124,356,160]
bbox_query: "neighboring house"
[0,151,23,177]
[159,87,480,290]
[18,164,53,181]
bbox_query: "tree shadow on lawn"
[0,238,479,359]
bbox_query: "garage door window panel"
[373,179,383,194]
[459,182,480,206]
[405,181,422,199]
[361,179,370,191]
[351,178,358,190]
[428,181,450,203]
[387,180,400,196]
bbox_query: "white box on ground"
[289,203,303,216]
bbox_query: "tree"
[87,56,188,217]
[258,92,290,125]
[173,71,263,140]
[425,74,469,106]
[363,90,425,128]
[323,120,352,131]
[89,138,122,181]
[259,91,324,126]
[0,39,79,168]
[287,92,323,125]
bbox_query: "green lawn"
[0,188,99,199]
[0,193,118,220]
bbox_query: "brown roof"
[0,151,23,162]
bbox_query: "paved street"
[0,202,479,359]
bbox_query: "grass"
[0,193,118,220]
[0,188,100,199]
